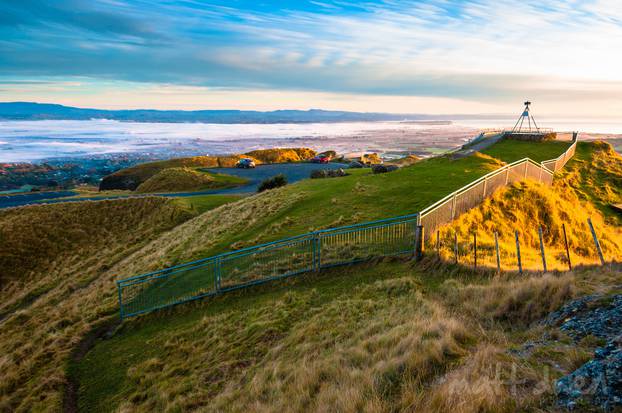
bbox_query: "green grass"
[482,138,572,163]
[558,141,622,224]
[184,154,505,260]
[172,194,243,214]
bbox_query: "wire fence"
[117,137,579,319]
[429,219,617,274]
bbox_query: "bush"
[258,174,287,192]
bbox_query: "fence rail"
[117,136,579,319]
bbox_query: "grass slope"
[482,138,572,163]
[135,168,247,194]
[559,141,622,223]
[74,258,622,413]
[0,195,237,412]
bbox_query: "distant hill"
[0,102,513,124]
[0,101,452,123]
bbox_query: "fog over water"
[0,118,620,163]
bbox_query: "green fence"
[117,214,419,318]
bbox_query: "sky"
[1,0,622,116]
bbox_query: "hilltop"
[0,139,620,412]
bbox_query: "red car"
[311,154,331,164]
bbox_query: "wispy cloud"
[1,0,621,113]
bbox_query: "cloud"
[1,0,621,108]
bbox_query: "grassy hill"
[135,168,247,194]
[73,259,621,413]
[0,140,619,412]
[0,195,237,411]
[559,141,622,223]
[99,148,318,191]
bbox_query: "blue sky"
[1,0,621,115]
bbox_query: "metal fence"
[117,214,419,318]
[117,138,579,319]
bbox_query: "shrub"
[258,174,287,192]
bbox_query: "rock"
[556,335,622,411]
[551,294,622,411]
[372,164,399,174]
[310,168,347,179]
[326,168,347,178]
[348,161,364,169]
[310,169,328,179]
[546,295,622,340]
[372,164,388,174]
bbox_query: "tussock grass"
[440,273,576,326]
[0,197,228,412]
[436,178,622,271]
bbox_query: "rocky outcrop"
[547,294,622,411]
[310,168,347,179]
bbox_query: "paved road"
[0,162,347,209]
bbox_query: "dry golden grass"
[388,155,421,166]
[440,273,576,326]
[244,147,316,163]
[107,276,474,413]
[436,179,622,271]
[0,197,193,283]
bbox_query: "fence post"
[415,225,424,261]
[562,223,572,271]
[515,230,523,274]
[473,232,477,270]
[505,167,510,185]
[494,231,501,274]
[454,232,459,264]
[117,283,124,321]
[538,226,548,272]
[436,230,440,255]
[216,256,222,292]
[538,166,543,183]
[482,177,488,198]
[587,218,605,266]
[523,161,528,178]
[451,194,457,220]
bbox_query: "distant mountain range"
[0,102,505,124]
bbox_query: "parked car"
[311,154,331,164]
[236,158,256,168]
